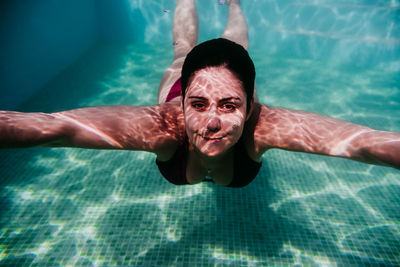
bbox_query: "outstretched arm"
[0,103,183,154]
[253,104,400,169]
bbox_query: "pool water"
[0,41,399,266]
[1,0,400,266]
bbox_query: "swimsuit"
[166,77,182,102]
[156,78,262,187]
[156,135,261,188]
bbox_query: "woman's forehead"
[186,66,245,97]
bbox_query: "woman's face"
[183,66,249,157]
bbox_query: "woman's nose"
[206,116,221,132]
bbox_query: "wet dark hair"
[181,38,255,112]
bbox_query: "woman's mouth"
[203,135,226,142]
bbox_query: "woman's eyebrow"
[188,96,207,100]
[188,96,242,102]
[220,97,242,102]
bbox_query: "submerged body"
[0,0,399,187]
[1,88,399,187]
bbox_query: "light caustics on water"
[127,0,399,66]
[1,44,398,265]
[0,0,399,266]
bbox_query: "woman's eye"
[221,104,236,111]
[191,102,206,110]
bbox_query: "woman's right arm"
[0,103,184,153]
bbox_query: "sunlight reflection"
[35,241,52,256]
[0,13,399,263]
[282,244,334,267]
[208,245,260,264]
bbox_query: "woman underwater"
[1,0,399,187]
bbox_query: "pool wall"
[0,0,142,110]
[1,0,399,109]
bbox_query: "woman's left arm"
[253,104,400,169]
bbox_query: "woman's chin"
[191,135,237,158]
[197,142,232,158]
[201,150,223,157]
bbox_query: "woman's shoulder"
[153,102,186,160]
[242,103,265,161]
[158,102,186,140]
[243,103,288,159]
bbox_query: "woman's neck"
[193,146,234,173]
[186,145,234,186]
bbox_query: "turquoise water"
[1,1,400,266]
[1,42,399,266]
